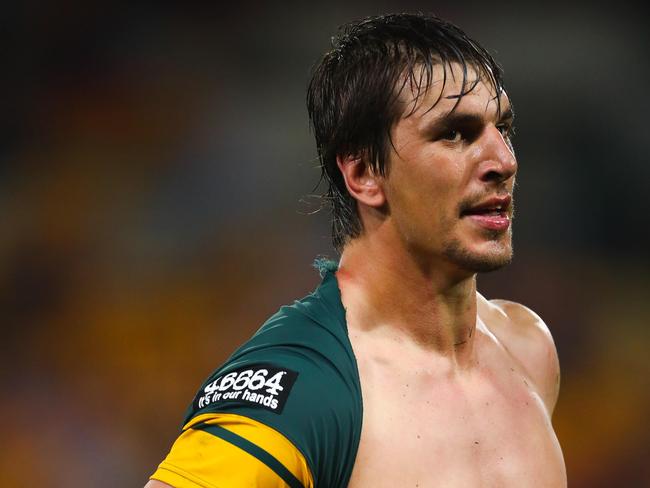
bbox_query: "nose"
[476,125,518,184]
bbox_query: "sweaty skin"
[343,289,565,488]
[337,63,566,487]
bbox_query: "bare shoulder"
[478,295,561,415]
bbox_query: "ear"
[336,154,386,208]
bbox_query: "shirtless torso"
[345,292,566,488]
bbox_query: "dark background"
[2,2,648,486]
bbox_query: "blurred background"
[2,2,648,486]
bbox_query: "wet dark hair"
[307,12,505,251]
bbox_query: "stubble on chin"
[442,233,513,273]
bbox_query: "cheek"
[385,164,461,236]
[390,158,462,214]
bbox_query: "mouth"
[460,195,512,231]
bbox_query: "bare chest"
[347,348,566,487]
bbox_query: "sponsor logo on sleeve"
[195,363,299,414]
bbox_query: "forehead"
[397,61,510,120]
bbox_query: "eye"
[497,123,516,139]
[441,129,463,142]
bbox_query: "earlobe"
[336,154,386,208]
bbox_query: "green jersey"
[158,262,363,487]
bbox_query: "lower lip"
[464,214,511,231]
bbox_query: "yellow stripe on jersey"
[151,429,284,487]
[188,413,313,487]
[150,413,314,488]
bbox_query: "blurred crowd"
[1,3,648,486]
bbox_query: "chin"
[443,237,513,273]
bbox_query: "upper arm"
[490,299,561,415]
[148,297,362,488]
[148,345,361,487]
[149,413,313,488]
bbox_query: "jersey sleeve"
[151,297,362,488]
[150,412,313,488]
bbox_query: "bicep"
[148,413,313,488]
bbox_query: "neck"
[336,231,478,367]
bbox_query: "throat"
[338,273,479,364]
[391,307,478,363]
[336,236,481,362]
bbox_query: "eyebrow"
[422,105,514,133]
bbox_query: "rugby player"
[146,12,566,487]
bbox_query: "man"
[147,12,566,487]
